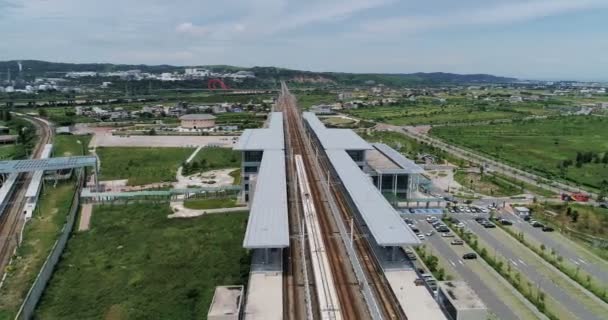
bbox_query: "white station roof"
[326,150,419,246]
[303,112,372,150]
[234,112,284,151]
[243,150,289,249]
[372,143,424,174]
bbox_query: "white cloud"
[175,22,211,37]
[362,0,608,34]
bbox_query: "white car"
[417,234,426,240]
[425,231,435,237]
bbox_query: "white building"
[437,281,488,320]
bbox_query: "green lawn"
[454,171,522,197]
[183,147,241,176]
[53,135,92,157]
[97,147,194,185]
[183,197,239,210]
[0,145,16,160]
[431,116,608,189]
[0,182,77,319]
[230,169,241,185]
[35,204,250,320]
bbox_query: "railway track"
[0,116,53,276]
[279,82,407,320]
[279,84,369,320]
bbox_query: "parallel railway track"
[279,82,407,320]
[0,116,53,276]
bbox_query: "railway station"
[233,112,287,320]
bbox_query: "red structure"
[207,78,229,90]
[561,192,590,202]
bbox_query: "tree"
[38,108,48,117]
[571,210,579,223]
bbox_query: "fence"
[15,171,84,320]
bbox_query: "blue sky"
[1,0,608,81]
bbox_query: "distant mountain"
[0,60,517,85]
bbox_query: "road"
[503,209,608,284]
[412,216,524,320]
[375,123,598,202]
[462,217,607,320]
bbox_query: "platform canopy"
[326,149,420,246]
[0,156,97,173]
[303,112,372,150]
[234,112,284,151]
[243,149,289,249]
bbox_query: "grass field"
[35,204,250,319]
[230,169,241,185]
[345,99,559,125]
[183,147,241,176]
[454,171,521,197]
[0,145,16,160]
[97,147,194,185]
[183,197,239,210]
[431,116,608,189]
[296,91,337,110]
[0,182,77,319]
[53,135,92,157]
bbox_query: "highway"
[375,123,598,202]
[413,217,524,320]
[462,217,608,320]
[504,210,608,284]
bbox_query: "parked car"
[532,221,544,228]
[417,234,425,240]
[437,226,450,233]
[483,223,496,228]
[425,231,435,237]
[442,233,455,237]
[500,219,513,226]
[463,253,478,259]
[451,239,464,245]
[542,226,555,232]
[523,215,531,221]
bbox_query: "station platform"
[243,249,283,320]
[365,227,447,320]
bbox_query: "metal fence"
[15,172,84,320]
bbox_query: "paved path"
[78,204,93,231]
[168,202,248,218]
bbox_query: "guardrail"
[15,171,84,320]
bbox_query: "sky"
[1,0,608,81]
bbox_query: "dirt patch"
[78,204,93,231]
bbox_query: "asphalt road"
[463,218,605,320]
[504,210,608,284]
[413,217,521,320]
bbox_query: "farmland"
[35,204,250,319]
[430,116,608,189]
[345,98,561,125]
